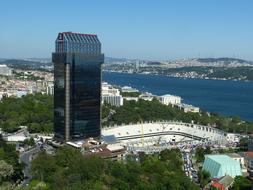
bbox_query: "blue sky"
[0,0,252,60]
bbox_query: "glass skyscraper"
[52,32,104,141]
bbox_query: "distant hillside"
[146,61,162,66]
[0,59,52,70]
[105,57,129,63]
[197,57,252,64]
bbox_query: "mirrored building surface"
[53,32,104,141]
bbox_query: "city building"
[102,82,120,96]
[0,65,12,76]
[53,32,104,142]
[243,152,253,176]
[102,82,123,107]
[208,175,234,190]
[203,155,242,178]
[121,86,139,93]
[139,92,154,101]
[158,94,181,105]
[176,103,200,113]
[46,81,54,95]
[226,153,247,173]
[102,95,123,107]
[226,133,240,144]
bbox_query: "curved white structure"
[102,121,227,146]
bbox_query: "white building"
[102,82,123,107]
[139,92,154,101]
[226,133,240,143]
[176,103,200,113]
[3,134,28,142]
[0,65,12,76]
[102,82,120,96]
[123,97,138,101]
[158,94,181,105]
[102,95,123,107]
[121,86,139,93]
[46,83,54,95]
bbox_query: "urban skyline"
[0,0,253,60]
[1,1,253,189]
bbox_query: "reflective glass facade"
[53,32,104,141]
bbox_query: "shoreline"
[103,70,253,83]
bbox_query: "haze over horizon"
[0,0,252,60]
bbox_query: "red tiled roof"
[211,182,224,190]
[245,151,253,159]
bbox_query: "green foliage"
[195,147,212,163]
[198,169,211,187]
[102,103,111,119]
[0,160,14,182]
[0,135,24,185]
[102,99,253,134]
[231,176,251,190]
[30,147,199,190]
[23,137,35,147]
[239,137,249,151]
[0,94,53,133]
[27,180,49,190]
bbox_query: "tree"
[30,147,199,190]
[198,170,211,188]
[23,137,35,147]
[195,147,211,163]
[31,152,57,182]
[0,160,14,182]
[231,176,251,190]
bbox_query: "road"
[19,146,41,186]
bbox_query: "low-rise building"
[3,134,28,142]
[226,133,240,143]
[158,94,181,105]
[121,86,139,93]
[203,155,242,178]
[123,97,139,101]
[243,151,253,176]
[209,175,234,190]
[139,92,154,101]
[226,153,247,174]
[102,82,123,107]
[102,95,123,107]
[176,103,200,113]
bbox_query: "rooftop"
[244,151,253,159]
[205,155,239,165]
[226,153,242,159]
[55,31,101,54]
[161,94,180,98]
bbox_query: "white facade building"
[159,94,181,105]
[102,82,123,107]
[102,95,123,107]
[176,103,200,113]
[102,82,120,96]
[0,65,12,76]
[121,86,139,93]
[46,83,54,95]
